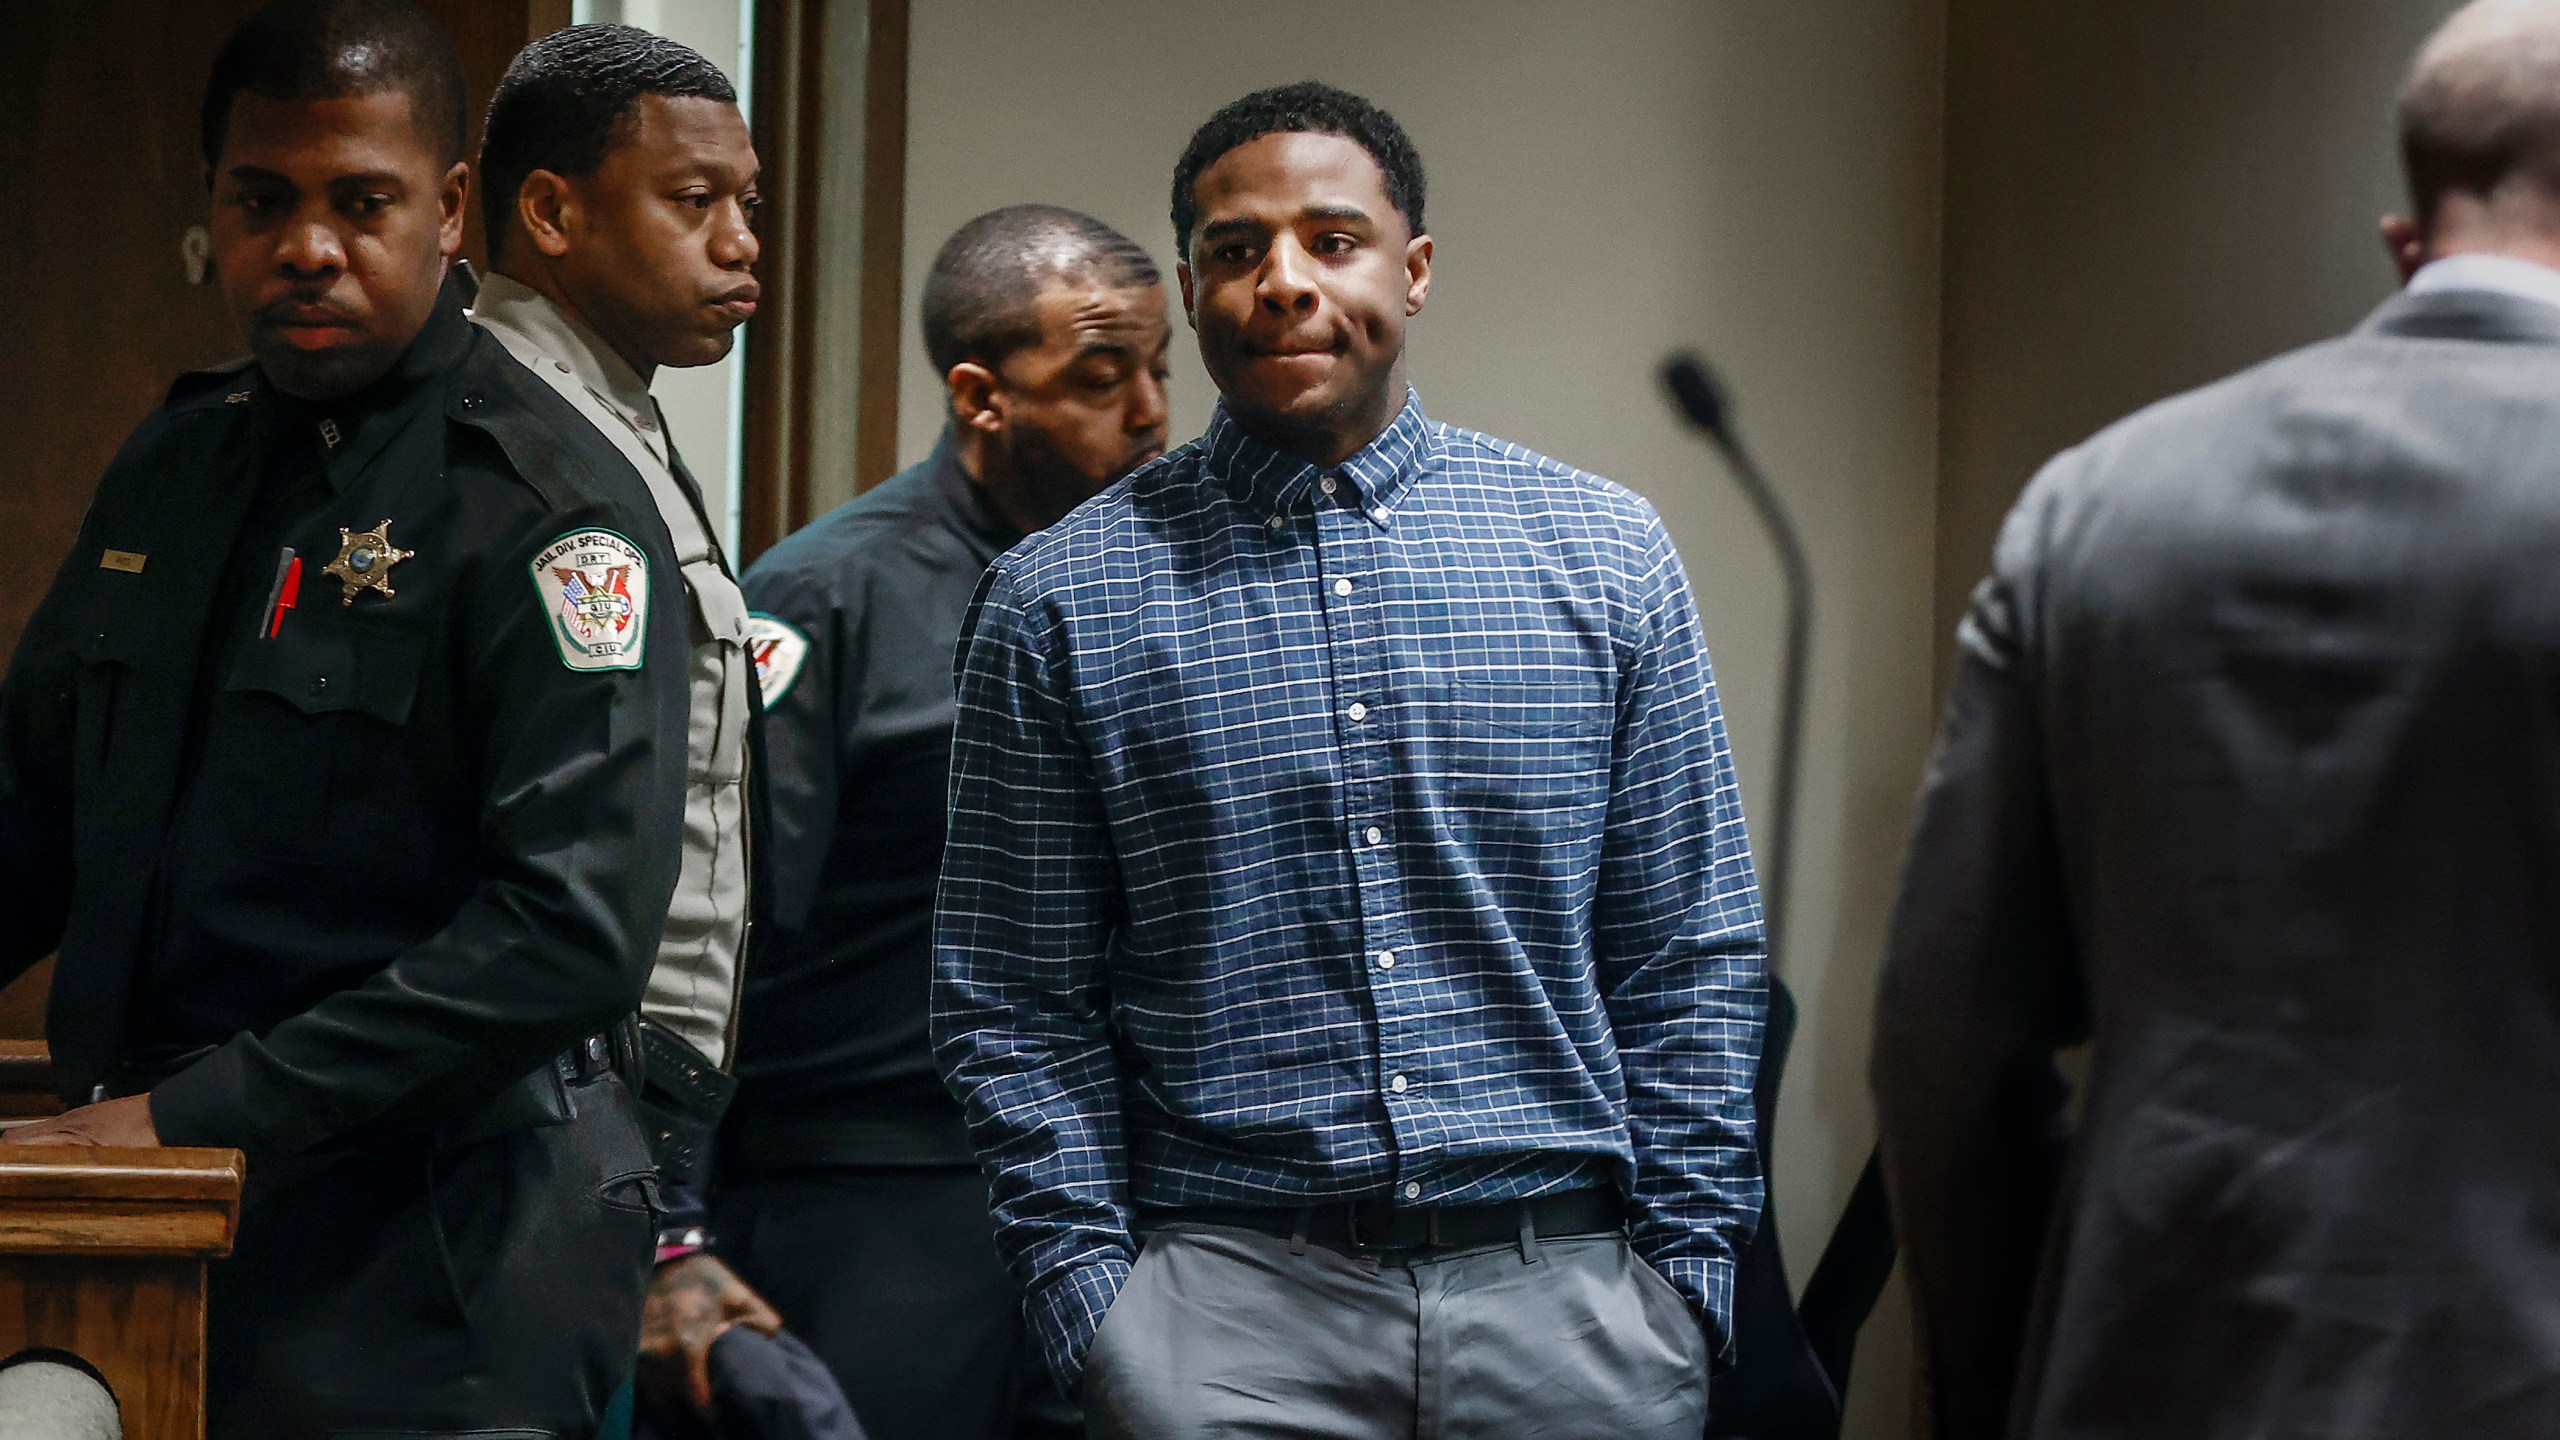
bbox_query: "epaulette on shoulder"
[161,356,257,415]
[440,328,618,514]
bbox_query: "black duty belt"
[105,1026,629,1101]
[723,1107,981,1174]
[555,1027,628,1086]
[1137,1187,1626,1257]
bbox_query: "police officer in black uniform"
[720,205,1169,1440]
[0,4,690,1436]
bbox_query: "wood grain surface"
[0,1256,210,1440]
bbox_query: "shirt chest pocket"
[682,557,751,784]
[214,624,430,869]
[1433,670,1617,813]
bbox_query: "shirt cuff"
[1644,1250,1737,1368]
[1027,1254,1132,1398]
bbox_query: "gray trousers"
[1082,1223,1709,1440]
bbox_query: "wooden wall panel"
[740,0,907,563]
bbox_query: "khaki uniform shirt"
[471,274,750,1066]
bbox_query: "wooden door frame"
[741,0,908,564]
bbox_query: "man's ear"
[1176,262,1198,330]
[948,361,1003,434]
[1404,234,1433,317]
[519,170,578,261]
[2381,212,2428,286]
[438,162,469,260]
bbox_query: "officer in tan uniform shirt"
[473,22,795,1427]
[472,272,751,1065]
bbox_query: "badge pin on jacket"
[323,520,414,605]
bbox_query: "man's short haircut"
[2398,2,2560,223]
[1169,81,1426,256]
[921,205,1161,377]
[200,0,468,172]
[479,23,738,260]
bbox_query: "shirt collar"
[265,270,476,492]
[926,428,1025,554]
[468,270,669,463]
[1205,387,1433,529]
[2405,254,2560,315]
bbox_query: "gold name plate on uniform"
[99,550,147,574]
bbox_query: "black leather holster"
[633,1017,736,1190]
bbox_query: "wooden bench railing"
[0,1044,242,1440]
[0,1039,64,1120]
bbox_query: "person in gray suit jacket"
[1873,4,2560,1436]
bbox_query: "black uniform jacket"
[0,283,691,1164]
[726,436,1018,1169]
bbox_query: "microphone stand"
[1663,355,1896,1434]
[1660,354,1812,963]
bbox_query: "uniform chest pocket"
[225,626,423,723]
[214,625,430,869]
[66,602,154,797]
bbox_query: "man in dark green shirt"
[722,204,1168,1440]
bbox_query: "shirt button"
[1364,825,1383,846]
[555,360,571,374]
[1374,950,1395,970]
[1403,1181,1422,1201]
[1319,475,1338,496]
[1347,701,1368,722]
[308,675,329,694]
[1371,509,1389,524]
[1390,1074,1409,1094]
[1333,578,1353,597]
[1267,514,1284,530]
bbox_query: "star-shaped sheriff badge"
[322,519,414,605]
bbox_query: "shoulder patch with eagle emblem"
[532,529,651,671]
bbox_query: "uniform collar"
[926,429,1025,555]
[1205,387,1432,531]
[468,270,669,465]
[263,271,476,492]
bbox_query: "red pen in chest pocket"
[262,549,302,638]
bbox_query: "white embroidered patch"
[532,529,650,671]
[745,613,810,704]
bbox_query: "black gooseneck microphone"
[1660,353,1812,963]
[1664,354,1895,1435]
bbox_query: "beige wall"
[899,2,1946,1432]
[1936,0,2446,665]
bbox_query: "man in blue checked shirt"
[932,80,1768,1440]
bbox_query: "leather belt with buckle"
[1137,1187,1626,1256]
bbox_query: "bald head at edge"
[2395,0,2560,261]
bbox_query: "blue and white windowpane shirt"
[932,391,1768,1392]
